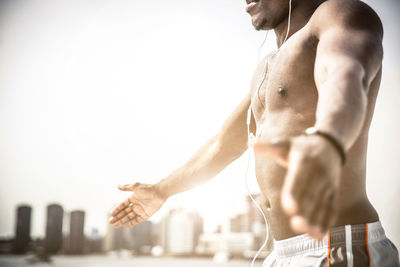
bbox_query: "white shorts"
[262,221,399,267]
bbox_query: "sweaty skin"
[109,0,384,241]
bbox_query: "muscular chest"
[250,30,319,127]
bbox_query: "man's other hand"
[254,135,342,240]
[109,183,166,228]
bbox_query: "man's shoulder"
[308,0,383,39]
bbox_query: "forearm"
[155,135,243,200]
[314,62,368,151]
[154,93,251,200]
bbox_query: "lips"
[246,0,259,4]
[246,0,260,13]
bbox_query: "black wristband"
[303,127,346,165]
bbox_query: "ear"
[253,137,291,167]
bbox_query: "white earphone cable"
[246,1,292,266]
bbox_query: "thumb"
[253,137,291,167]
[290,215,308,234]
[118,182,140,192]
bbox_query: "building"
[0,238,15,254]
[196,232,254,256]
[125,220,152,254]
[14,205,31,253]
[197,194,272,258]
[245,194,273,251]
[86,228,103,253]
[192,212,203,250]
[229,195,273,253]
[230,214,248,233]
[45,204,63,254]
[103,214,125,252]
[161,209,203,255]
[68,210,85,254]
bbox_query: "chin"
[252,16,268,31]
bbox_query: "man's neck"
[274,0,324,47]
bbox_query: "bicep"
[217,93,252,157]
[314,27,383,92]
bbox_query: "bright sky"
[0,0,399,247]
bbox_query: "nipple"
[277,86,287,97]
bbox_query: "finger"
[109,212,125,224]
[136,215,145,225]
[113,220,124,228]
[113,207,134,227]
[110,200,136,224]
[125,215,144,229]
[118,210,137,225]
[254,138,291,167]
[308,227,325,241]
[110,199,130,217]
[287,152,318,202]
[309,204,333,239]
[323,193,337,231]
[118,182,140,192]
[125,220,137,229]
[309,189,335,234]
[112,202,140,224]
[119,197,145,215]
[301,187,332,240]
[298,177,330,220]
[129,200,150,219]
[112,198,146,225]
[112,210,129,226]
[281,156,313,215]
[109,209,128,224]
[289,216,324,240]
[306,181,331,222]
[289,215,324,240]
[290,215,308,234]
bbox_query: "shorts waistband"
[273,221,385,258]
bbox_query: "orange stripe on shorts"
[327,229,331,267]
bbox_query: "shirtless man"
[109,0,399,265]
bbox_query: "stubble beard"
[254,18,267,31]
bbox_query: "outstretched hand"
[109,182,166,228]
[254,135,342,240]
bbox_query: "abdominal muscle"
[253,116,379,240]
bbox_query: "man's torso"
[250,2,381,240]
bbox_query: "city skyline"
[1,195,268,260]
[3,193,259,239]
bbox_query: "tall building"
[245,194,273,251]
[126,220,152,253]
[113,225,125,251]
[229,195,273,252]
[192,212,203,250]
[68,210,85,254]
[103,217,114,251]
[161,209,203,255]
[104,213,125,252]
[45,204,63,254]
[86,228,103,253]
[14,205,31,253]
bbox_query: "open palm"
[109,183,166,228]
